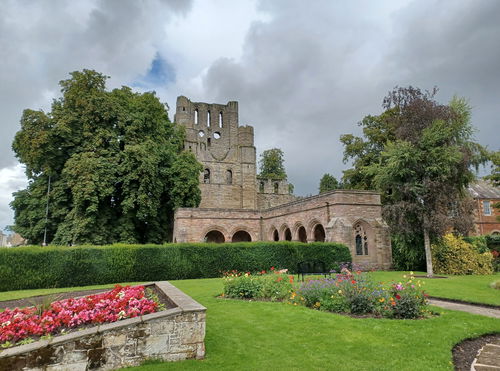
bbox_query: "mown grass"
[0,274,499,370]
[369,271,500,306]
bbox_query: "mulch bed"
[452,333,500,371]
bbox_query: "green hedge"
[0,242,351,291]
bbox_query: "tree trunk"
[424,227,433,277]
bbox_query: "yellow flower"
[338,290,342,294]
[314,302,321,308]
[403,275,407,279]
[379,298,385,303]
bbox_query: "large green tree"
[319,173,340,193]
[11,70,202,245]
[258,148,287,179]
[341,87,487,275]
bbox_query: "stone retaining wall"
[0,282,206,370]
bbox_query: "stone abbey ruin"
[172,96,392,268]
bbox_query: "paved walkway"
[428,298,500,319]
[429,298,500,370]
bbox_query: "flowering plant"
[0,285,159,347]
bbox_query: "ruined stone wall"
[173,190,392,268]
[174,96,256,209]
[256,177,297,209]
[0,282,206,371]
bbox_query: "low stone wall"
[0,281,206,370]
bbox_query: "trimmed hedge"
[0,242,351,291]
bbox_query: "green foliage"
[258,148,287,180]
[319,173,340,193]
[390,234,426,271]
[11,70,202,245]
[431,234,493,275]
[0,242,351,291]
[484,150,500,186]
[223,271,293,300]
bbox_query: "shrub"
[0,242,351,291]
[491,280,500,290]
[291,271,428,319]
[431,234,493,275]
[222,268,294,301]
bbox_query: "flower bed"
[222,267,294,301]
[221,268,430,319]
[0,285,162,348]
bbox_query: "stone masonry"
[173,97,392,269]
[0,282,206,371]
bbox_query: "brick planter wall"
[0,282,206,370]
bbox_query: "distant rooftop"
[468,179,500,199]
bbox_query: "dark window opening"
[232,230,252,242]
[259,181,265,193]
[284,228,292,241]
[274,182,279,194]
[355,235,363,255]
[226,169,232,184]
[205,230,225,243]
[203,168,210,184]
[298,226,307,243]
[313,224,326,242]
[273,229,279,241]
[354,223,368,255]
[207,138,211,147]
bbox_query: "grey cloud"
[201,0,500,196]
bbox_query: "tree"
[485,150,500,186]
[258,148,287,179]
[319,173,340,193]
[11,69,202,245]
[341,86,487,275]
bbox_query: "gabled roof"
[467,179,500,199]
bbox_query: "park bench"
[296,261,332,282]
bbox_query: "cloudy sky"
[1,0,499,231]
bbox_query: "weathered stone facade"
[0,282,206,370]
[173,97,392,268]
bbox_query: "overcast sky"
[1,0,499,231]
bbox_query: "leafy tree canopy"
[11,69,202,245]
[319,173,340,193]
[484,150,500,187]
[341,86,488,274]
[258,148,287,180]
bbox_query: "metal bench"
[297,261,331,282]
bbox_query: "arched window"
[259,181,265,193]
[354,223,368,255]
[194,109,199,124]
[203,168,210,184]
[205,230,225,243]
[274,182,279,194]
[297,226,307,243]
[313,224,325,242]
[226,169,232,184]
[284,228,292,241]
[219,112,223,127]
[207,110,211,127]
[273,229,279,241]
[232,230,252,242]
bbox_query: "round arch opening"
[232,230,252,242]
[313,224,326,242]
[205,230,225,243]
[297,226,307,243]
[273,229,279,241]
[284,228,292,241]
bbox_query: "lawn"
[369,271,500,306]
[1,275,499,370]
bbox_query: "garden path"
[428,298,500,319]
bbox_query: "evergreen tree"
[319,173,340,193]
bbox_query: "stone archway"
[297,226,307,243]
[205,230,225,243]
[273,229,279,241]
[284,228,292,241]
[232,230,252,242]
[313,224,326,242]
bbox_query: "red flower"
[395,294,401,300]
[351,280,356,284]
[271,266,275,271]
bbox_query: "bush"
[222,269,294,301]
[291,271,428,319]
[0,242,351,291]
[431,234,493,275]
